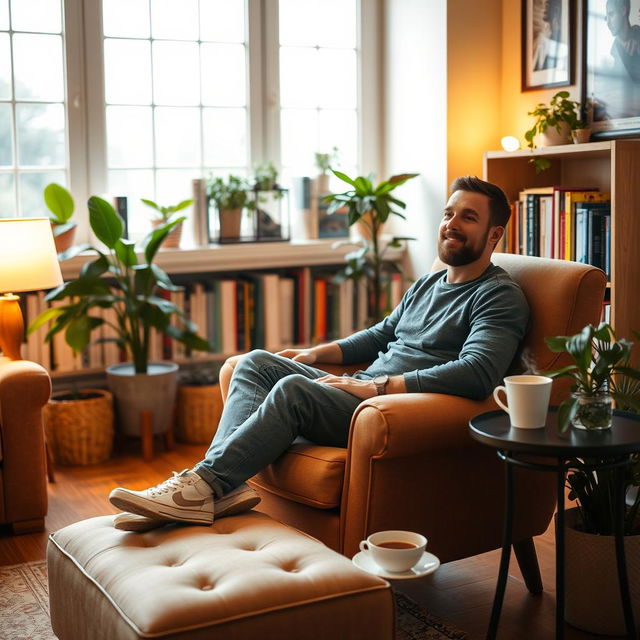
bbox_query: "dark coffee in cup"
[378,541,417,550]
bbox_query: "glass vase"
[571,393,613,430]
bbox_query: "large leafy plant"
[324,170,418,323]
[28,196,210,374]
[545,323,640,432]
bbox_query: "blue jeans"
[194,350,362,497]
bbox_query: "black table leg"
[556,459,565,640]
[487,453,514,640]
[614,462,637,639]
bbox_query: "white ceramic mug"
[493,375,552,429]
[358,530,427,572]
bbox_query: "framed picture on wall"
[522,0,575,90]
[583,0,640,139]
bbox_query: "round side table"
[469,408,640,640]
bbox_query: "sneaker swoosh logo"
[172,491,206,507]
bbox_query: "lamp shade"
[0,217,64,292]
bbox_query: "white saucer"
[351,550,440,580]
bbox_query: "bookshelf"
[483,139,640,343]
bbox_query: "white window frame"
[62,0,381,244]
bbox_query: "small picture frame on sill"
[522,0,575,91]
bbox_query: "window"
[6,0,371,241]
[0,0,66,218]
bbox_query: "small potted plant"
[314,146,340,194]
[207,174,251,241]
[44,183,77,253]
[141,197,193,249]
[176,365,223,444]
[524,91,584,171]
[28,196,210,437]
[324,170,418,323]
[544,323,640,432]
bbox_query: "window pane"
[202,107,246,166]
[318,109,357,167]
[280,47,317,108]
[0,0,8,30]
[317,49,356,108]
[106,106,153,167]
[13,33,63,101]
[0,33,11,99]
[151,0,198,40]
[152,41,200,106]
[279,0,317,46]
[0,103,12,165]
[19,170,64,215]
[0,173,15,215]
[11,0,61,33]
[154,107,201,167]
[281,108,317,170]
[104,39,152,104]
[200,0,244,43]
[316,0,356,48]
[103,0,150,38]
[16,103,65,166]
[201,43,246,106]
[108,169,154,238]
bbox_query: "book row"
[20,268,405,373]
[500,186,611,276]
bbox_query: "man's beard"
[437,228,489,266]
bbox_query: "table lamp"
[0,217,64,360]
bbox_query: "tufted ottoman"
[47,511,394,640]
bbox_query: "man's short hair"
[449,175,511,227]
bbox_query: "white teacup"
[493,374,552,429]
[359,530,427,572]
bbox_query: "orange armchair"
[219,254,606,591]
[0,357,51,533]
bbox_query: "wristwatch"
[373,374,389,395]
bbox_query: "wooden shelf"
[484,139,640,342]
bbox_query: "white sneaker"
[109,469,215,524]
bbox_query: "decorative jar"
[571,392,613,430]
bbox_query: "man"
[109,176,529,532]
[606,0,640,83]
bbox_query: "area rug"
[0,561,467,640]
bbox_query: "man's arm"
[277,342,343,365]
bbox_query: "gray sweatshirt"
[336,264,530,400]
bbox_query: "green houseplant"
[44,183,77,253]
[141,197,193,249]
[207,174,251,240]
[324,170,418,323]
[524,91,585,172]
[29,196,210,436]
[544,323,640,635]
[545,323,640,433]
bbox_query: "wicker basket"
[176,384,223,444]
[44,389,114,466]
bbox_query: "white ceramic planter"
[106,362,178,437]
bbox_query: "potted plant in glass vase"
[324,170,418,324]
[544,322,640,433]
[29,196,210,438]
[141,197,193,249]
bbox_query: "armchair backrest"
[431,254,607,374]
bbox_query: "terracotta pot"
[572,128,592,144]
[106,362,178,436]
[540,121,571,147]
[44,389,114,465]
[564,507,640,635]
[52,224,76,254]
[176,383,223,444]
[151,219,182,248]
[219,208,243,240]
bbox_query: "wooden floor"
[0,442,606,640]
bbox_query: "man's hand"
[314,374,377,400]
[276,348,317,365]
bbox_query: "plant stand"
[139,409,175,462]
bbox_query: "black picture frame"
[583,0,640,140]
[522,0,575,91]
